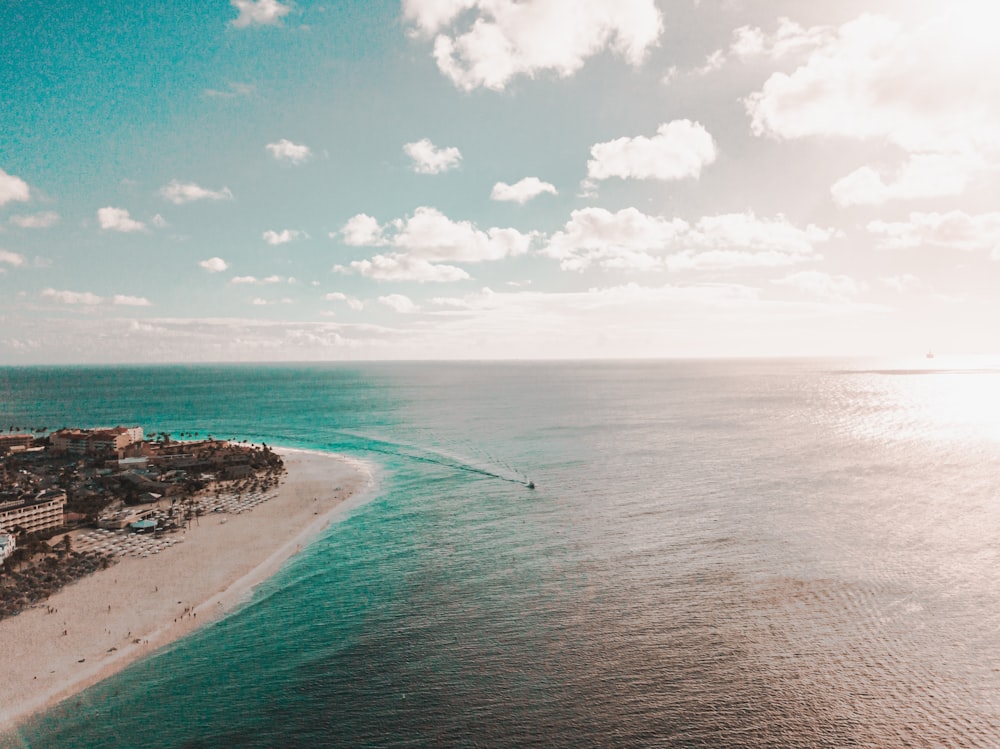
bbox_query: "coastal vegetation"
[0,545,114,620]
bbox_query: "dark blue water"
[4,360,1000,747]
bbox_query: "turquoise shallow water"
[4,360,1000,747]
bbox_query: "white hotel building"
[0,490,67,535]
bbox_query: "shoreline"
[0,447,374,736]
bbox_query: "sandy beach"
[0,448,372,734]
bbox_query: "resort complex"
[0,426,285,618]
[0,430,362,735]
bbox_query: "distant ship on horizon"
[926,350,934,359]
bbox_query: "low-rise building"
[98,507,156,530]
[0,490,67,535]
[0,434,34,453]
[116,457,149,471]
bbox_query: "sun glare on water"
[886,355,1000,443]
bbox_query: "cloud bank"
[337,206,534,282]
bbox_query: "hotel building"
[50,427,144,456]
[0,490,67,535]
[0,434,34,453]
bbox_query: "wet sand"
[0,448,372,734]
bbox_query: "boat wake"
[329,431,535,489]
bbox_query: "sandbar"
[0,448,373,735]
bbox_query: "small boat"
[527,480,535,490]
[926,350,934,359]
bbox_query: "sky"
[2,0,999,363]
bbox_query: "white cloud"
[199,257,230,273]
[696,49,726,75]
[39,288,152,307]
[746,11,1000,200]
[324,292,364,311]
[731,17,836,61]
[542,208,830,272]
[151,214,168,228]
[41,288,103,305]
[543,207,687,272]
[231,0,290,28]
[112,295,152,307]
[830,150,985,206]
[339,214,386,246]
[336,206,534,282]
[867,211,1000,252]
[160,180,234,205]
[231,275,287,285]
[688,212,834,254]
[658,18,834,82]
[401,0,477,33]
[662,249,814,272]
[10,211,59,229]
[204,82,255,98]
[389,207,533,262]
[336,255,470,283]
[0,316,397,362]
[3,280,888,361]
[576,178,599,199]
[430,282,761,315]
[0,249,25,267]
[403,0,663,91]
[0,336,39,350]
[379,294,420,313]
[730,25,765,59]
[262,229,309,245]
[406,281,882,358]
[0,168,30,206]
[403,139,462,174]
[97,207,147,233]
[747,15,918,143]
[771,271,863,302]
[490,177,557,204]
[265,139,312,164]
[587,120,717,181]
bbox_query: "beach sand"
[0,448,371,735]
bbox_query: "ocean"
[4,359,1000,747]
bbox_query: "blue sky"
[2,0,999,362]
